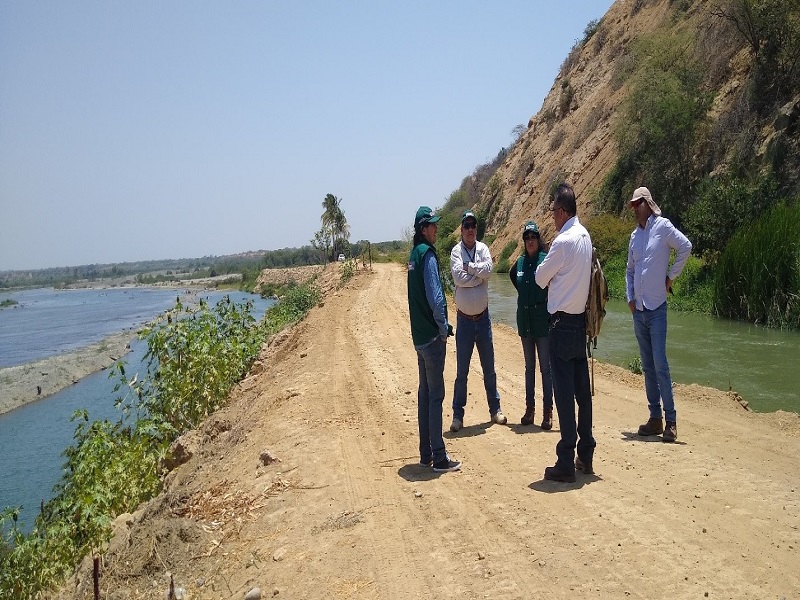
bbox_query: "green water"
[488,273,800,413]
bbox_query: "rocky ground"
[48,262,800,600]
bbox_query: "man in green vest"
[408,206,461,473]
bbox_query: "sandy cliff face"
[481,0,747,252]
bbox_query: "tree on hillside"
[603,32,713,220]
[711,0,800,112]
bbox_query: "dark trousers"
[549,312,595,473]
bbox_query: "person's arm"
[467,243,494,280]
[451,243,482,288]
[534,240,562,289]
[423,250,448,339]
[626,233,636,312]
[509,262,518,291]
[666,221,692,286]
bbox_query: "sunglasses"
[631,198,646,208]
[462,222,477,230]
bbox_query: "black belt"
[457,309,487,321]
[551,310,585,319]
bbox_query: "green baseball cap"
[415,206,441,228]
[523,221,539,237]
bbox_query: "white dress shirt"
[451,240,493,315]
[535,216,592,315]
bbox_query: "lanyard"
[463,242,476,264]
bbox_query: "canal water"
[488,273,800,414]
[0,290,274,531]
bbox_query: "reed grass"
[713,203,800,329]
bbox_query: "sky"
[0,1,615,271]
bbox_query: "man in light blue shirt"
[626,187,692,443]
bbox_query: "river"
[488,273,800,414]
[0,289,274,531]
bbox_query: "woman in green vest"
[508,221,553,429]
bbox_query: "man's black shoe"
[543,466,576,483]
[575,456,594,475]
[433,456,462,473]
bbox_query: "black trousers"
[549,312,596,472]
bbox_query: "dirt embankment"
[51,262,799,600]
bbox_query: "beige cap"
[630,186,661,216]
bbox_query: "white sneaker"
[450,418,463,432]
[492,410,507,425]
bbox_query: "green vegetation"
[712,0,800,113]
[0,299,18,308]
[586,214,632,301]
[682,172,781,256]
[587,1,800,329]
[0,283,320,598]
[587,215,714,314]
[496,241,518,273]
[628,356,643,375]
[339,259,356,285]
[713,203,800,328]
[597,32,714,220]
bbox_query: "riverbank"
[0,331,135,416]
[51,262,800,600]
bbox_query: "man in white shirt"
[535,184,595,482]
[449,210,506,432]
[626,186,692,443]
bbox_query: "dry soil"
[51,262,800,600]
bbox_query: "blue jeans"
[633,302,676,422]
[417,337,448,464]
[452,311,501,420]
[549,312,595,473]
[520,335,553,411]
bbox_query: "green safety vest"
[407,242,447,346]
[514,251,549,338]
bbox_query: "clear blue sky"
[0,1,614,271]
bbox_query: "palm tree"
[321,193,351,261]
[333,210,350,259]
[321,194,341,261]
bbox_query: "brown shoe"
[540,407,553,430]
[638,417,664,436]
[521,407,535,426]
[663,421,677,443]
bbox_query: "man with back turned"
[534,183,596,482]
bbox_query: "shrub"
[713,203,800,328]
[628,356,643,374]
[609,32,714,222]
[683,172,781,255]
[668,255,714,313]
[339,259,356,285]
[0,289,323,598]
[587,214,634,300]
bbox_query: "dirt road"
[59,262,800,600]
